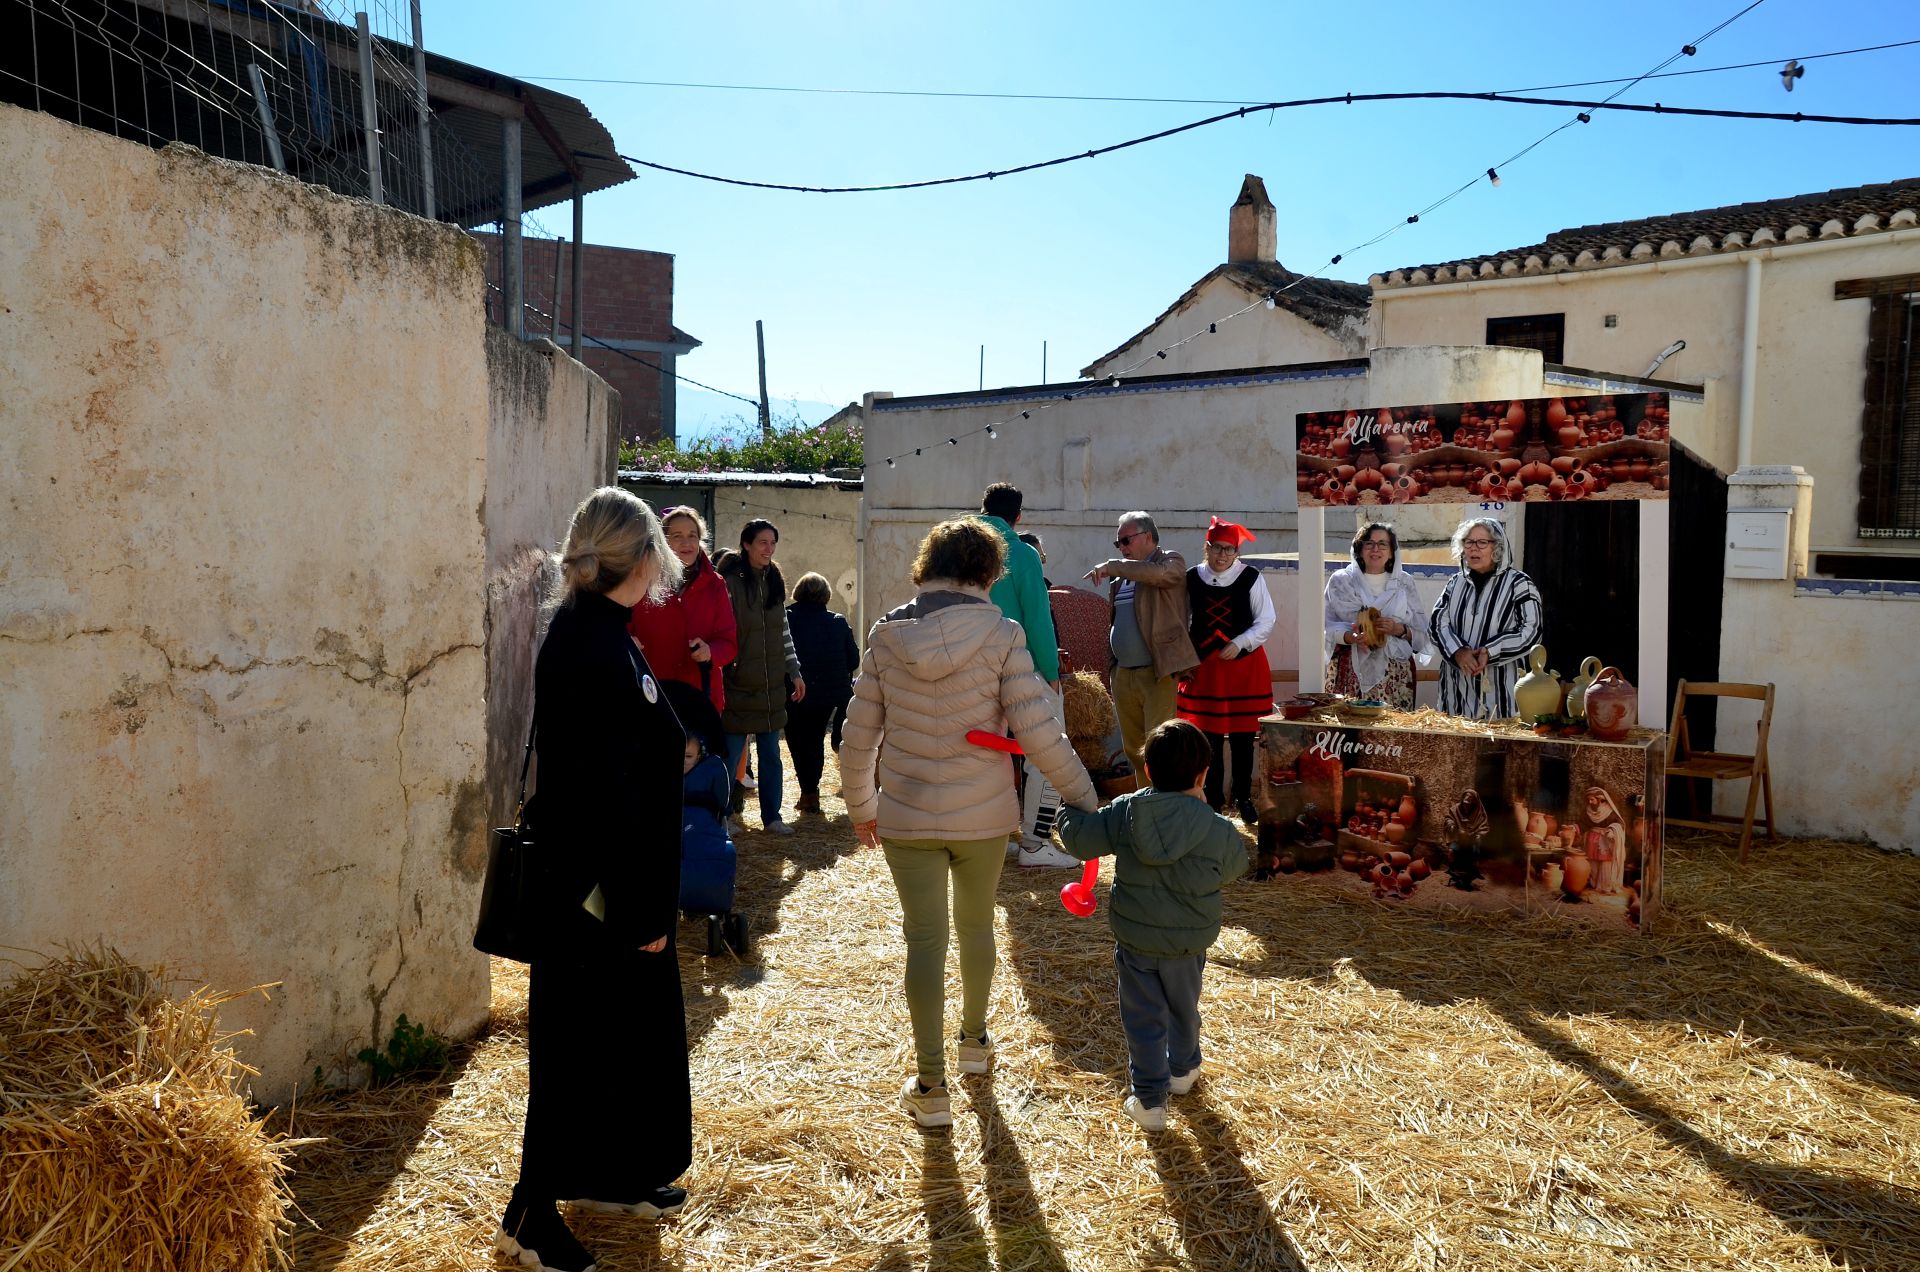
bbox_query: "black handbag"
[474,716,542,964]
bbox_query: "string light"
[986,425,997,439]
[871,2,1772,474]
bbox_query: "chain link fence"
[4,0,501,226]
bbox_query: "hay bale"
[0,948,299,1272]
[1061,671,1119,770]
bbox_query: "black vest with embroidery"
[1187,567,1258,660]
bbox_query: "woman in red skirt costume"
[1176,518,1276,823]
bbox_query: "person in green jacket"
[978,483,1059,685]
[1055,718,1247,1133]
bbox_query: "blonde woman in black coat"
[496,487,691,1272]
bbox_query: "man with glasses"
[1086,512,1200,780]
[1427,517,1543,719]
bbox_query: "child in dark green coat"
[1055,718,1247,1132]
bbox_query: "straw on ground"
[275,756,1920,1271]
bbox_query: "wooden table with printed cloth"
[1253,707,1664,933]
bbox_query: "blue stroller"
[663,680,749,957]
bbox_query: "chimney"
[1228,174,1276,265]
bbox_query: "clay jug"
[1566,656,1602,721]
[1541,862,1564,894]
[1396,793,1417,825]
[1562,849,1591,895]
[1514,645,1564,722]
[1584,666,1638,741]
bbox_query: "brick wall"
[477,233,679,440]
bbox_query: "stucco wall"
[0,105,494,1101]
[484,332,620,830]
[1370,233,1920,552]
[1717,579,1920,848]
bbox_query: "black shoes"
[1236,798,1258,825]
[568,1185,688,1218]
[497,1197,597,1272]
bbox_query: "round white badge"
[642,674,659,704]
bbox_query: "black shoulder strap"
[513,707,536,829]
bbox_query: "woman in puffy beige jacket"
[843,517,1097,1128]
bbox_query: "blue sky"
[431,1,1918,412]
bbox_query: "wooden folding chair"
[1665,680,1776,861]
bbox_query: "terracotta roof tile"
[1372,177,1920,288]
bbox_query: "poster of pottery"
[1254,717,1664,933]
[1294,392,1672,507]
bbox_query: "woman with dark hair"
[841,517,1096,1128]
[718,519,806,835]
[628,506,738,714]
[1428,517,1543,719]
[1323,520,1430,711]
[497,487,692,1272]
[784,571,860,814]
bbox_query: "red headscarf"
[1205,516,1257,546]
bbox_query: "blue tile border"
[1794,578,1920,601]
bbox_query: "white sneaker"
[765,819,794,837]
[1123,1095,1167,1133]
[956,1031,993,1075]
[1168,1065,1200,1096]
[1018,838,1079,869]
[725,816,746,837]
[739,771,758,791]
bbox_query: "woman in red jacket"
[629,506,738,712]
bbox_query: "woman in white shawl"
[1427,517,1544,719]
[1323,521,1429,710]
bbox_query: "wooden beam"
[1835,273,1920,300]
[520,95,581,180]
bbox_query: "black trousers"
[784,694,848,797]
[1204,731,1254,810]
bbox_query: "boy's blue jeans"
[725,731,784,824]
[1115,945,1206,1107]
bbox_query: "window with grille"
[1839,275,1920,538]
[1485,313,1566,365]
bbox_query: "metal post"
[354,12,383,204]
[1042,339,1047,382]
[408,0,435,219]
[246,64,285,172]
[756,320,772,437]
[549,236,562,341]
[501,115,523,337]
[978,345,984,391]
[569,180,584,360]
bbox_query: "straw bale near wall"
[0,948,299,1271]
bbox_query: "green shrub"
[619,410,862,475]
[356,1014,451,1086]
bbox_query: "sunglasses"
[1114,530,1149,549]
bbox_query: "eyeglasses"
[1461,537,1496,548]
[1205,542,1238,554]
[1113,530,1148,549]
[1361,540,1392,550]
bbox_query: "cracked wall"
[0,104,497,1102]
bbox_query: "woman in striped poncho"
[1426,517,1543,720]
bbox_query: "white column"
[1297,505,1325,691]
[1638,499,1669,729]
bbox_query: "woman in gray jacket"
[842,517,1097,1128]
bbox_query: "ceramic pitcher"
[1583,666,1638,741]
[1514,645,1564,722]
[1566,656,1602,721]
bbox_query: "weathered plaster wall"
[1084,273,1364,380]
[0,105,492,1101]
[1370,232,1920,552]
[484,332,619,830]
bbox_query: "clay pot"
[1566,656,1601,720]
[1557,423,1583,449]
[1546,398,1568,429]
[1397,794,1417,824]
[1506,400,1528,430]
[1583,666,1638,741]
[1490,426,1516,452]
[1514,644,1564,721]
[1542,862,1564,893]
[1497,457,1522,477]
[1629,458,1650,481]
[1562,850,1591,895]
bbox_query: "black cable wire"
[518,38,1920,104]
[614,90,1919,196]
